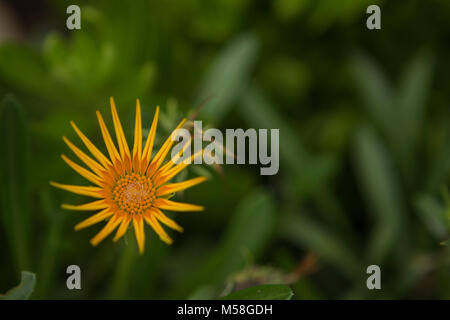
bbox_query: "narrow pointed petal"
[153,198,204,212]
[113,215,131,242]
[61,199,109,211]
[74,208,114,230]
[156,176,207,196]
[61,155,103,186]
[147,118,187,175]
[133,215,145,254]
[90,215,123,246]
[70,121,112,168]
[141,106,160,169]
[144,212,173,244]
[158,137,192,174]
[63,136,105,176]
[97,110,121,163]
[155,150,203,186]
[110,97,131,160]
[50,181,104,198]
[151,208,183,232]
[132,99,142,162]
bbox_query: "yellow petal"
[50,181,104,198]
[141,106,160,170]
[96,110,121,164]
[133,215,145,254]
[113,215,131,242]
[70,121,112,168]
[132,99,142,162]
[147,118,187,175]
[61,199,109,211]
[63,136,105,176]
[61,155,103,186]
[110,97,131,161]
[90,215,123,246]
[156,176,207,196]
[158,137,192,174]
[151,208,183,232]
[153,198,204,212]
[144,211,173,244]
[154,149,203,186]
[74,208,114,230]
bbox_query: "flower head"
[51,97,206,254]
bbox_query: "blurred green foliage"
[0,0,449,299]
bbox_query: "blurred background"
[0,0,449,299]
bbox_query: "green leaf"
[0,271,36,300]
[220,189,275,259]
[240,86,336,197]
[352,52,433,186]
[220,284,293,300]
[34,189,65,299]
[197,33,259,122]
[395,53,433,181]
[397,52,433,148]
[415,194,448,240]
[354,126,404,263]
[351,52,395,138]
[0,95,31,270]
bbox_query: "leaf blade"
[197,33,259,122]
[0,95,31,270]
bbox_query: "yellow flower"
[51,97,206,254]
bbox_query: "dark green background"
[0,0,449,299]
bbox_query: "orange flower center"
[112,173,155,214]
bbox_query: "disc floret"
[112,172,156,215]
